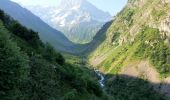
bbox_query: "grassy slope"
[89,0,170,76]
[88,0,170,99]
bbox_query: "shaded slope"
[81,20,113,55]
[104,74,167,100]
[0,10,106,99]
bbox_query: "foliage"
[105,76,165,100]
[122,9,134,26]
[0,21,29,99]
[0,9,105,100]
[89,0,170,99]
[134,27,170,77]
[110,31,121,43]
[152,8,166,21]
[42,43,65,65]
[0,10,42,49]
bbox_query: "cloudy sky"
[10,0,128,16]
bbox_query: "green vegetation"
[89,0,170,98]
[42,43,65,65]
[152,8,166,21]
[122,8,134,26]
[134,27,170,77]
[0,10,105,100]
[93,26,169,99]
[105,75,165,100]
[110,32,121,43]
[0,21,29,99]
[97,27,170,77]
[1,0,170,99]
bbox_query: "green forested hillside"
[0,10,107,100]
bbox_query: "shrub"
[0,23,29,99]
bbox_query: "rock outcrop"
[159,15,170,39]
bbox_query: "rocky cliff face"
[159,14,170,39]
[128,0,147,7]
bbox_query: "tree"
[0,10,5,21]
[0,24,29,99]
[42,43,65,65]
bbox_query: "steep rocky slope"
[89,0,170,98]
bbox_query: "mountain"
[0,8,166,99]
[89,0,170,99]
[0,0,169,99]
[26,0,112,43]
[0,0,77,53]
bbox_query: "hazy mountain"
[0,0,77,53]
[26,0,112,43]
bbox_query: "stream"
[94,69,105,87]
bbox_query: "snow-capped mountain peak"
[53,0,111,26]
[60,0,85,8]
[25,0,112,43]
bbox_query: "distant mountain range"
[0,0,77,53]
[25,0,112,43]
[0,0,106,55]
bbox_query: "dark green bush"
[0,9,104,99]
[134,27,170,77]
[105,76,165,100]
[0,23,29,99]
[42,43,65,65]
